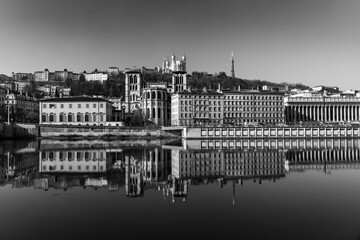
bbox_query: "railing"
[286,97,360,103]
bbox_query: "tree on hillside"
[23,80,38,95]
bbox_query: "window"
[68,114,73,122]
[42,114,47,122]
[100,104,104,108]
[78,104,81,108]
[85,113,90,122]
[49,114,55,122]
[43,104,47,108]
[77,113,82,122]
[69,104,72,108]
[61,104,64,108]
[86,104,89,108]
[93,104,96,108]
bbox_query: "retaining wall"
[40,125,178,139]
[0,123,39,139]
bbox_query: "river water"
[1,138,360,240]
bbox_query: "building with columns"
[285,95,360,123]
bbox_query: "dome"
[44,68,49,71]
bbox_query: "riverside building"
[39,96,115,126]
[5,91,39,122]
[171,88,224,126]
[284,94,360,123]
[222,89,285,125]
[171,87,285,127]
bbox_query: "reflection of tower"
[125,156,144,197]
[172,71,187,93]
[231,52,235,78]
[170,177,188,203]
[125,70,142,113]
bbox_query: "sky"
[0,0,359,90]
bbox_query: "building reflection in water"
[1,139,360,202]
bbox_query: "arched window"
[129,75,133,84]
[93,113,97,122]
[85,112,90,122]
[68,113,73,122]
[158,91,162,100]
[59,113,65,122]
[152,91,156,99]
[77,113,82,122]
[147,92,150,99]
[152,108,155,118]
[180,76,183,84]
[42,113,47,122]
[134,75,137,83]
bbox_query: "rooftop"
[40,96,111,103]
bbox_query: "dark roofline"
[125,70,142,74]
[40,96,112,103]
[222,89,285,95]
[177,90,223,96]
[173,71,187,74]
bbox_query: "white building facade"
[39,96,114,126]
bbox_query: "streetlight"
[7,105,10,124]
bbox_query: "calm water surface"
[1,138,360,240]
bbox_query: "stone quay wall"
[0,123,39,139]
[39,125,178,139]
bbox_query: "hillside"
[0,74,11,82]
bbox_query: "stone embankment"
[39,125,178,139]
[0,123,39,139]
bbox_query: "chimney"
[188,86,192,92]
[238,85,241,91]
[217,83,222,93]
[203,87,207,93]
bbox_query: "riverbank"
[2,123,360,140]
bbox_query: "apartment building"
[171,88,224,126]
[222,90,285,125]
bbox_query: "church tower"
[125,70,142,113]
[172,71,187,93]
[231,52,235,78]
